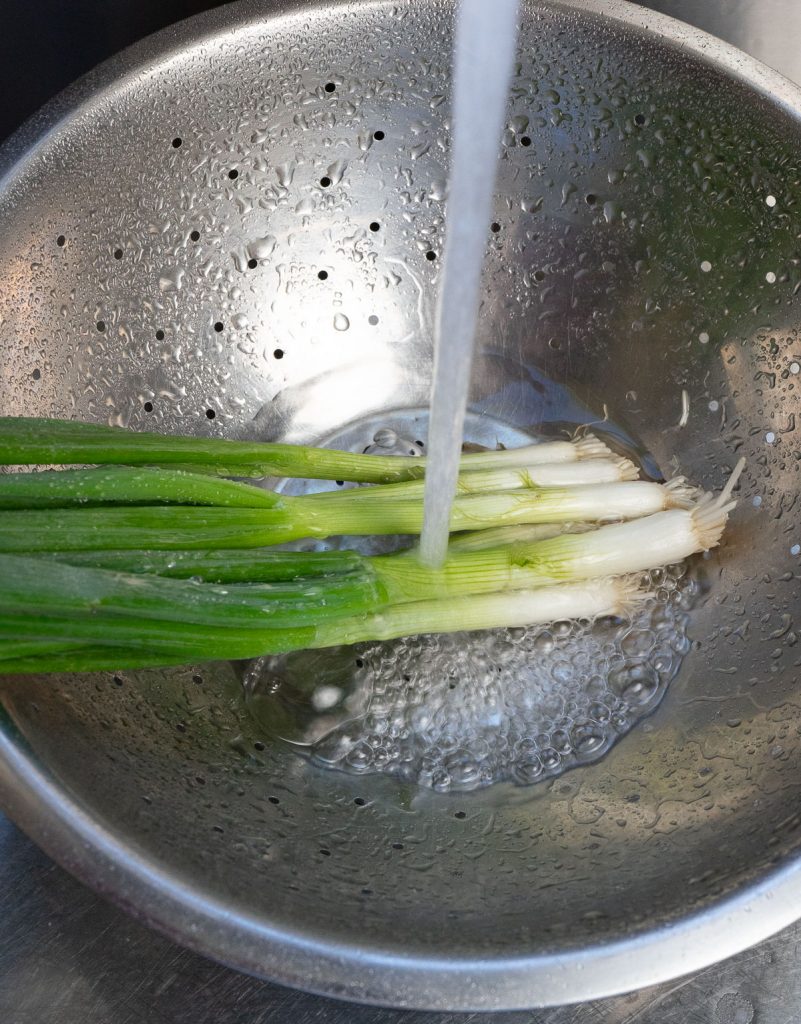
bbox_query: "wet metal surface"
[2,810,800,1020]
[2,0,801,1019]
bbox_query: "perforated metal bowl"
[2,0,801,1010]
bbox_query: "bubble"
[571,723,605,757]
[620,629,655,658]
[345,742,373,770]
[766,431,776,444]
[514,757,543,782]
[540,748,561,771]
[333,313,350,331]
[610,663,659,706]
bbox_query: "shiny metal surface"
[4,811,801,1022]
[2,0,801,1011]
[641,0,801,87]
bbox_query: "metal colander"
[2,0,801,1009]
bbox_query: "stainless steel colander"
[1,0,801,1009]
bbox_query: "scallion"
[0,578,644,674]
[0,480,696,552]
[0,417,615,482]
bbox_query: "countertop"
[3,1,801,1021]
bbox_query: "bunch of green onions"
[0,417,742,675]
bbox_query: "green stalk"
[0,505,330,551]
[0,467,280,509]
[22,548,365,583]
[0,481,692,552]
[0,639,92,661]
[0,417,613,481]
[0,417,423,482]
[0,611,313,659]
[0,646,211,674]
[0,554,384,629]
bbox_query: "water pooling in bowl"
[243,403,700,792]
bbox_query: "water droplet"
[603,200,620,224]
[158,268,185,293]
[275,162,295,186]
[333,313,350,332]
[326,159,348,185]
[249,236,276,261]
[521,196,543,214]
[700,260,712,273]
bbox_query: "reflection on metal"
[1,0,801,1012]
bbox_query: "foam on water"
[245,564,697,791]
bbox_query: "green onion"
[0,578,644,674]
[0,553,384,629]
[311,457,640,503]
[371,496,734,602]
[0,457,637,509]
[23,548,365,583]
[27,530,595,577]
[0,417,614,481]
[0,480,696,552]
